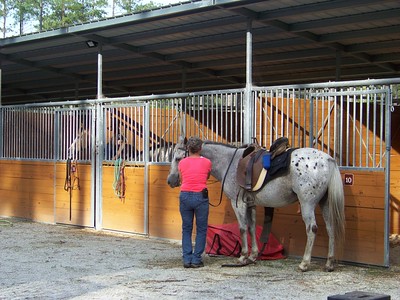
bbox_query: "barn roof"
[1,0,400,104]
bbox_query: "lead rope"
[113,158,126,199]
[209,147,238,207]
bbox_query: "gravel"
[0,217,399,300]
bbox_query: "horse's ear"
[178,136,187,145]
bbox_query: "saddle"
[236,137,290,192]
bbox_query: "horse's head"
[167,136,188,188]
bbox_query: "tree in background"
[0,0,162,37]
[41,0,108,30]
[114,0,158,15]
[0,0,13,37]
[13,0,39,35]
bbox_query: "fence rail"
[0,80,397,169]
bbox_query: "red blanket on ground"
[206,223,285,260]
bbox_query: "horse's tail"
[328,160,346,249]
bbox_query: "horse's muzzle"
[167,174,180,188]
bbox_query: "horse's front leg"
[238,225,249,264]
[232,194,251,264]
[237,198,258,265]
[247,204,258,263]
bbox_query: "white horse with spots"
[167,138,345,272]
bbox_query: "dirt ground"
[0,217,399,300]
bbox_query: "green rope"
[0,219,13,226]
[113,158,125,198]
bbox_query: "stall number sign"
[344,173,354,186]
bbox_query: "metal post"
[384,88,392,266]
[144,102,150,236]
[94,103,103,229]
[0,67,2,157]
[97,44,104,99]
[244,18,253,144]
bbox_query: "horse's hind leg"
[319,196,335,272]
[298,201,318,272]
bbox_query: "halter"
[176,146,188,159]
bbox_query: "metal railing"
[0,80,397,169]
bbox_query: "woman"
[178,136,212,268]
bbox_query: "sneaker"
[183,263,191,268]
[190,262,204,268]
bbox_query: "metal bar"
[373,93,377,167]
[144,102,150,236]
[244,18,253,144]
[384,88,392,267]
[359,94,363,167]
[352,94,356,166]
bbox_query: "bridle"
[209,147,239,208]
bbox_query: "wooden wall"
[0,159,391,266]
[0,160,54,223]
[148,165,237,240]
[102,164,146,233]
[147,166,386,266]
[272,170,385,265]
[55,162,93,226]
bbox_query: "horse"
[167,137,345,272]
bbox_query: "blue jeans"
[179,191,209,265]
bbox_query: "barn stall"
[0,79,399,267]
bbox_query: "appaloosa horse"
[167,137,345,272]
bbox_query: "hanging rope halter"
[113,158,126,199]
[64,158,80,220]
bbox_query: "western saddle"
[236,137,290,192]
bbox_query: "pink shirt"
[178,156,212,192]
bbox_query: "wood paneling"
[272,170,386,265]
[102,164,145,233]
[55,162,93,226]
[0,160,54,223]
[148,165,237,240]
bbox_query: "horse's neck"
[201,144,239,181]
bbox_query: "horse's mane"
[202,140,246,149]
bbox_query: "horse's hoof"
[298,262,309,272]
[245,258,257,265]
[238,256,247,264]
[324,265,334,272]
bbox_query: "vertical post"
[144,103,150,236]
[94,42,103,229]
[309,96,314,147]
[0,67,2,158]
[384,88,392,266]
[97,44,103,99]
[94,103,103,230]
[244,18,253,144]
[0,67,2,106]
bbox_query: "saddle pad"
[206,223,285,260]
[265,148,296,182]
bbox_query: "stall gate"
[0,80,397,266]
